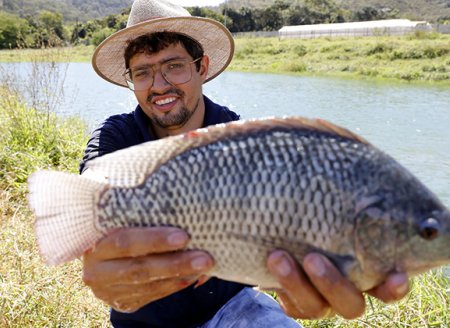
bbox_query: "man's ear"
[199,55,209,80]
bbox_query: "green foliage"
[0,9,69,49]
[34,11,66,47]
[293,44,308,56]
[2,0,133,22]
[365,42,394,55]
[297,268,450,327]
[0,11,29,48]
[390,44,450,60]
[0,52,106,325]
[71,13,128,46]
[188,6,226,24]
[0,87,88,199]
[230,35,450,83]
[335,0,450,22]
[225,0,450,23]
[1,0,450,50]
[91,27,115,46]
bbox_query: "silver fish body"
[28,117,450,291]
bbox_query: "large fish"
[28,117,450,291]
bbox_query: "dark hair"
[124,32,204,71]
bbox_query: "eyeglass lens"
[125,58,200,91]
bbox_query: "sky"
[169,0,225,7]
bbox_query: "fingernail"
[167,231,187,247]
[271,252,292,277]
[305,254,326,277]
[191,255,210,271]
[391,274,408,295]
[179,276,198,288]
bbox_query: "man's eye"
[167,62,185,70]
[133,70,150,78]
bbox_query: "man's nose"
[151,70,170,90]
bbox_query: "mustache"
[147,88,184,102]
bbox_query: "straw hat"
[92,0,234,87]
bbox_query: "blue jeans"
[201,287,302,328]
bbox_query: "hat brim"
[92,17,234,88]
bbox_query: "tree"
[353,6,382,21]
[223,7,255,32]
[254,7,284,31]
[36,11,65,46]
[187,6,226,25]
[0,11,29,48]
[286,0,347,25]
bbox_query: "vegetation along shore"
[1,32,449,84]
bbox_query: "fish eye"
[419,217,440,240]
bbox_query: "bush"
[0,86,88,199]
[91,27,115,46]
[293,44,308,57]
[366,43,393,56]
[0,12,29,48]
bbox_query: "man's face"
[129,43,208,131]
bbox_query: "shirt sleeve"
[79,113,142,174]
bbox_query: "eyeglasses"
[123,57,203,91]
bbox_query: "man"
[80,0,409,327]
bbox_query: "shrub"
[0,86,88,199]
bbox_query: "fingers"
[88,227,189,260]
[367,272,409,303]
[267,250,330,319]
[302,253,365,319]
[268,251,366,320]
[82,227,215,310]
[83,250,214,285]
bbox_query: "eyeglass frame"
[122,56,203,91]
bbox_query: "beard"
[147,88,200,129]
[151,104,196,129]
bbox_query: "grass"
[0,85,110,326]
[229,32,450,84]
[0,46,96,63]
[299,270,450,327]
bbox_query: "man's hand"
[267,250,409,319]
[82,227,214,313]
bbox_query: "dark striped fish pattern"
[28,117,450,291]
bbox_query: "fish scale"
[92,129,372,287]
[28,117,450,291]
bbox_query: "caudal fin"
[28,170,108,265]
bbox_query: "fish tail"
[28,170,107,265]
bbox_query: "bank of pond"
[0,33,449,84]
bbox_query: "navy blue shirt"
[80,96,247,328]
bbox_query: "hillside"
[1,0,449,22]
[335,0,450,22]
[224,0,450,22]
[0,0,133,22]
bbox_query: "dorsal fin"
[86,116,369,187]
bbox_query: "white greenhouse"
[279,19,432,39]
